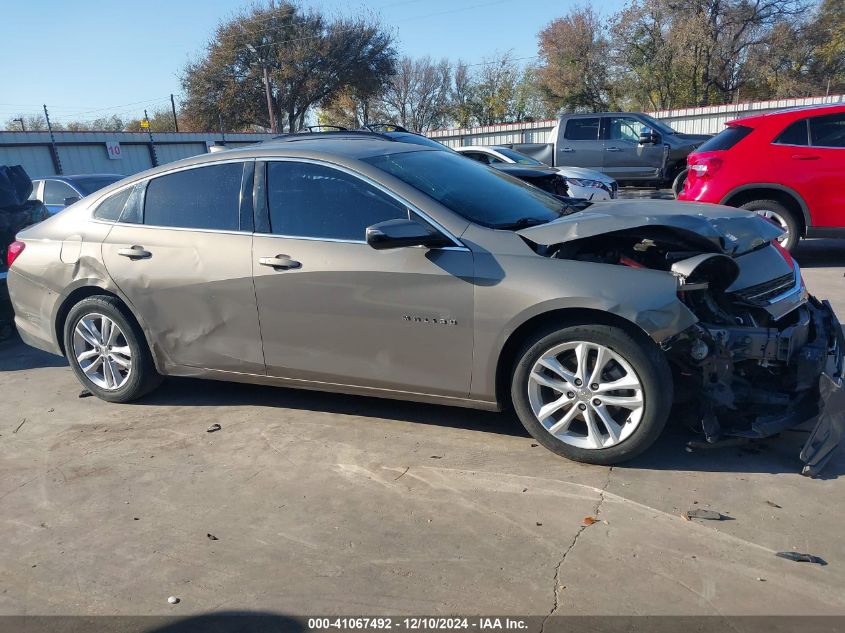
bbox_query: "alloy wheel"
[755,209,790,245]
[527,341,644,449]
[72,313,132,391]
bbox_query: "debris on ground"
[685,509,725,521]
[536,522,543,526]
[167,596,180,605]
[765,500,782,509]
[393,466,409,481]
[78,389,92,398]
[530,443,539,448]
[583,516,598,526]
[776,551,828,566]
[207,533,218,540]
[206,423,222,433]
[13,418,26,433]
[429,455,443,459]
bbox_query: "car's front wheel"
[511,324,673,465]
[64,296,162,403]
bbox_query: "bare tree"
[380,56,452,132]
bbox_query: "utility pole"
[143,109,159,167]
[263,64,278,134]
[43,104,63,175]
[12,117,24,131]
[170,93,179,132]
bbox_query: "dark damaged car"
[6,134,843,474]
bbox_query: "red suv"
[679,103,845,251]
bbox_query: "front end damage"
[518,201,844,475]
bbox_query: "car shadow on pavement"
[625,416,845,479]
[141,376,842,478]
[141,375,530,439]
[0,334,67,371]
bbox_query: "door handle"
[117,245,152,260]
[259,254,301,270]
[605,147,622,152]
[791,154,820,160]
[561,147,574,153]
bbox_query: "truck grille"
[733,272,795,304]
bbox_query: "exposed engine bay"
[526,218,844,476]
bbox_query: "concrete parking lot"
[1,238,843,619]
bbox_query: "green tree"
[537,7,614,112]
[181,2,395,133]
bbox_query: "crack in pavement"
[539,467,612,633]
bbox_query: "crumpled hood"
[517,199,785,256]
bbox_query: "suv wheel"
[511,324,673,465]
[740,199,800,251]
[64,296,162,403]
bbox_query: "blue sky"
[0,0,626,126]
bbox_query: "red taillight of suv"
[688,156,723,179]
[7,240,25,268]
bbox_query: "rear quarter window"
[774,120,809,146]
[696,125,752,152]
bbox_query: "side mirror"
[63,196,81,206]
[638,130,661,145]
[366,219,451,250]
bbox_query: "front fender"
[470,253,698,402]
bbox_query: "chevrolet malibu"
[7,132,843,473]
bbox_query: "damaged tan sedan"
[7,132,844,475]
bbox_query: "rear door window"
[143,162,243,231]
[564,118,600,141]
[266,161,409,241]
[810,113,845,148]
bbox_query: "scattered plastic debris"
[536,522,543,526]
[776,551,827,566]
[429,455,443,459]
[765,500,782,509]
[78,389,92,399]
[206,423,221,433]
[530,443,539,448]
[685,509,724,521]
[394,466,410,481]
[207,533,218,541]
[13,418,26,433]
[167,596,180,605]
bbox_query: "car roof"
[727,102,845,127]
[41,174,124,181]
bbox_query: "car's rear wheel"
[64,296,161,403]
[740,199,800,252]
[671,168,688,198]
[511,324,673,465]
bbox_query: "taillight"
[688,156,723,179]
[6,241,25,268]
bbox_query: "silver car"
[7,132,843,472]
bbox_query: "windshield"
[492,147,543,165]
[73,176,124,195]
[363,149,576,229]
[639,114,677,136]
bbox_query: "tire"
[672,169,688,199]
[739,199,801,252]
[511,324,673,465]
[63,295,162,403]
